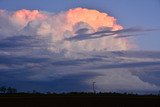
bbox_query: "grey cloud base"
[0,35,160,94]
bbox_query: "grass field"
[0,93,160,107]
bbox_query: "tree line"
[0,86,17,94]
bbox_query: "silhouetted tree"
[6,87,17,94]
[33,90,36,94]
[6,87,12,93]
[158,90,160,96]
[47,91,51,94]
[0,86,7,93]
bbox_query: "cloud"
[0,8,160,93]
[73,22,94,34]
[68,27,156,41]
[1,45,160,93]
[64,26,157,44]
[86,69,159,93]
[114,27,158,38]
[92,61,160,69]
[0,8,131,54]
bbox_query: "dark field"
[0,93,160,107]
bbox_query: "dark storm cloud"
[0,12,159,93]
[0,35,52,49]
[52,57,103,66]
[115,34,140,38]
[66,27,156,41]
[91,61,160,70]
[0,55,49,65]
[0,71,99,92]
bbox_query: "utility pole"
[92,82,96,94]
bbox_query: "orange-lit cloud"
[67,8,122,30]
[11,9,47,28]
[0,8,132,55]
[64,8,130,53]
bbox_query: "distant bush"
[0,86,17,94]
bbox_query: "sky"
[0,0,160,94]
[0,0,160,50]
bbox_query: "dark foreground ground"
[0,93,160,107]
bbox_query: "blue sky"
[0,0,160,50]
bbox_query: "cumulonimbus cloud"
[0,8,159,93]
[0,8,133,56]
